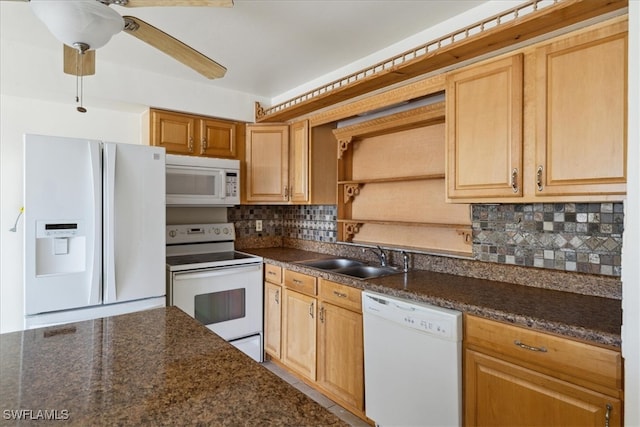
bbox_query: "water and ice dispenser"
[35,220,86,276]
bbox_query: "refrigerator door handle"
[103,143,117,303]
[89,141,103,306]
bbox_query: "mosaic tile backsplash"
[228,205,337,242]
[229,202,623,278]
[472,203,623,277]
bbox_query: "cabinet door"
[317,302,364,411]
[289,120,310,203]
[199,118,237,158]
[465,349,622,427]
[264,282,282,360]
[282,288,316,381]
[446,54,523,199]
[534,21,627,197]
[245,124,289,202]
[150,110,196,155]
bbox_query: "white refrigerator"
[23,134,166,329]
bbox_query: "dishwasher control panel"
[363,292,461,341]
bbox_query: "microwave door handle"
[219,170,226,200]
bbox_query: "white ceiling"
[0,0,489,101]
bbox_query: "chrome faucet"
[368,245,387,267]
[402,251,410,272]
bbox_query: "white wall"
[622,2,639,425]
[0,35,265,332]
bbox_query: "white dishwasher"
[362,291,462,427]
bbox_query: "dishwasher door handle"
[394,303,416,311]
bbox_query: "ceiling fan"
[4,0,231,111]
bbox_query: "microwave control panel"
[225,172,238,197]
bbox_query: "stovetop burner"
[166,251,255,267]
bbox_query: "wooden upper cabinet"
[151,109,197,155]
[244,121,336,204]
[534,19,627,198]
[289,120,310,203]
[446,17,627,203]
[446,54,524,200]
[199,118,236,158]
[245,124,289,203]
[149,108,239,159]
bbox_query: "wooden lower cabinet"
[264,281,282,359]
[281,288,317,381]
[464,315,623,427]
[317,300,364,412]
[267,269,367,421]
[466,349,621,426]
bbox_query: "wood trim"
[256,0,628,123]
[334,102,445,159]
[339,174,445,185]
[308,74,445,127]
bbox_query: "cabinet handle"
[514,340,547,353]
[536,165,544,192]
[283,185,289,201]
[292,279,303,285]
[188,137,194,153]
[511,168,519,193]
[605,403,612,427]
[275,289,279,304]
[267,271,277,276]
[319,306,325,323]
[309,302,314,318]
[200,138,207,155]
[333,290,348,298]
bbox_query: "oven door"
[171,263,263,341]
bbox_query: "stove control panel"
[166,223,236,244]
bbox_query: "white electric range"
[166,223,264,362]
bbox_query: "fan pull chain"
[73,43,88,113]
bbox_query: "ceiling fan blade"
[63,44,96,76]
[123,16,226,79]
[120,0,233,7]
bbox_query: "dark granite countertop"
[246,247,622,348]
[0,307,346,426]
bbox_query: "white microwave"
[166,154,240,206]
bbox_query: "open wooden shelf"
[338,219,469,229]
[338,174,445,185]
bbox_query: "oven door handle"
[173,264,262,281]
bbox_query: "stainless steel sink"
[297,257,403,279]
[297,258,365,270]
[334,265,401,279]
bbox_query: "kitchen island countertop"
[0,307,346,426]
[246,247,622,347]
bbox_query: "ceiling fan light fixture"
[30,0,124,51]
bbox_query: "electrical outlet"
[256,220,263,232]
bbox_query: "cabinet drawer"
[465,315,622,392]
[319,279,361,313]
[265,264,282,284]
[284,270,317,296]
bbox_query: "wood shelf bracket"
[337,137,353,159]
[255,102,266,121]
[343,222,363,242]
[343,183,362,204]
[457,229,473,245]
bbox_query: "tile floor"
[262,361,371,427]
